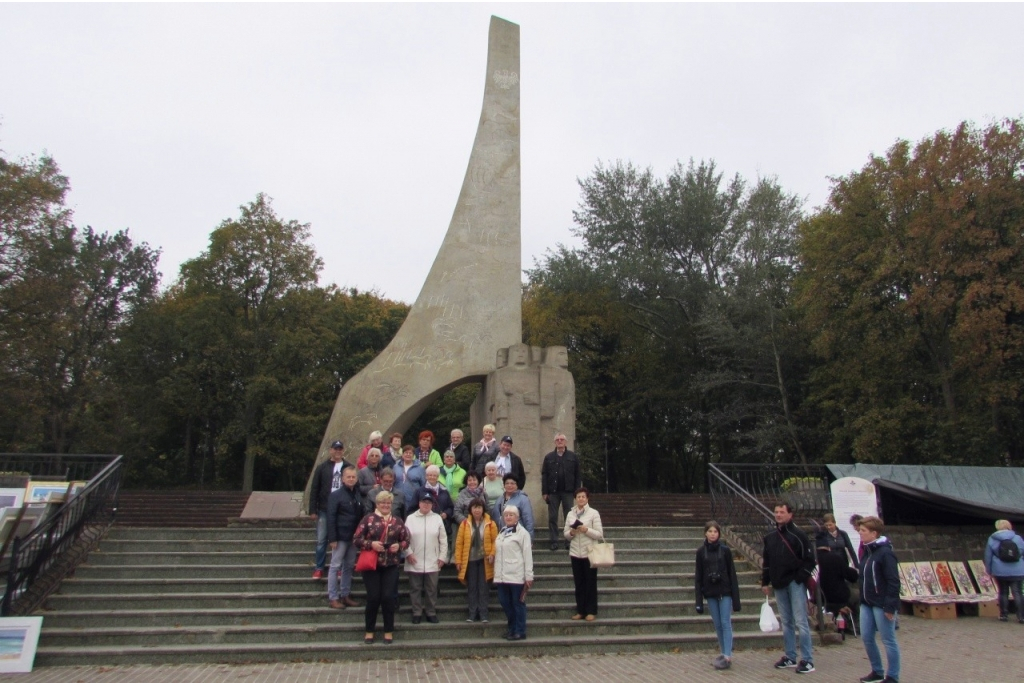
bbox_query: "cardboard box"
[977,600,1001,618]
[912,602,957,620]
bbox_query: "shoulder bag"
[355,518,388,572]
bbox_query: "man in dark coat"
[541,433,581,551]
[761,502,817,674]
[308,440,352,579]
[493,435,526,491]
[326,466,363,609]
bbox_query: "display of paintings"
[24,482,70,505]
[948,561,979,597]
[968,559,998,597]
[65,481,88,503]
[0,489,25,510]
[899,562,929,598]
[915,561,942,596]
[0,504,47,551]
[0,616,43,673]
[932,561,958,595]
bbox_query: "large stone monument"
[306,17,574,518]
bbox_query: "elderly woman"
[455,497,497,622]
[454,471,486,525]
[352,491,410,645]
[439,449,468,499]
[357,431,385,469]
[417,464,455,561]
[984,520,1024,623]
[564,487,603,622]
[695,521,741,670]
[816,513,858,565]
[414,430,443,468]
[482,461,504,510]
[472,423,500,476]
[493,504,534,640]
[856,516,900,684]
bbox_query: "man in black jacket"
[761,502,817,674]
[541,433,581,551]
[326,466,363,609]
[493,436,526,491]
[308,440,352,580]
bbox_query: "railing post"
[2,536,21,616]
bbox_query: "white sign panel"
[830,476,878,544]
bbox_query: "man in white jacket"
[405,491,448,624]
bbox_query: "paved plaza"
[4,615,1021,683]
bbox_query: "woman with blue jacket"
[983,519,1024,623]
[857,516,900,684]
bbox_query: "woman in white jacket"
[564,487,604,621]
[493,505,534,641]
[404,491,448,624]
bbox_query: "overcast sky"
[2,3,1022,304]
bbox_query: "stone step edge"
[42,614,764,637]
[35,630,782,657]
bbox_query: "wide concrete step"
[101,526,709,541]
[82,548,704,566]
[33,630,786,667]
[41,613,766,647]
[58,570,764,594]
[44,585,770,612]
[38,599,766,629]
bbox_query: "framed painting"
[931,561,958,595]
[968,559,998,597]
[948,561,978,597]
[915,561,942,596]
[24,482,70,504]
[899,562,928,597]
[0,616,43,673]
[0,489,25,510]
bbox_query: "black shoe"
[860,672,884,683]
[506,634,525,641]
[880,678,898,683]
[411,616,422,625]
[425,615,439,624]
[550,542,559,551]
[795,661,815,674]
[999,615,1008,622]
[564,541,570,550]
[774,656,797,669]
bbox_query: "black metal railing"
[0,453,118,482]
[2,454,124,616]
[709,462,833,636]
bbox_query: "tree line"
[2,117,1022,492]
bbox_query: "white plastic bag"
[759,597,780,632]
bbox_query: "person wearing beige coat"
[564,487,604,620]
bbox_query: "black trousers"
[362,564,400,633]
[571,554,599,616]
[547,491,574,543]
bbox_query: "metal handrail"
[0,453,117,482]
[2,454,124,616]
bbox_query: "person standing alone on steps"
[542,433,580,551]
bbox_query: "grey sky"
[2,4,1021,304]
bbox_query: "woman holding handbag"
[695,521,741,670]
[352,491,410,645]
[563,487,604,621]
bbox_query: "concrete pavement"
[4,614,1021,682]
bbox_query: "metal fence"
[0,453,118,482]
[1,454,124,616]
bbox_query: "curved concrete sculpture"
[307,17,521,496]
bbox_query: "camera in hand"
[570,520,584,529]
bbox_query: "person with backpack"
[983,519,1024,623]
[695,521,741,670]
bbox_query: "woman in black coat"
[695,521,742,670]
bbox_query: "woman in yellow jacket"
[455,497,498,622]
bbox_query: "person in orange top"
[454,497,498,623]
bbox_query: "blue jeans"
[314,513,329,571]
[497,583,527,637]
[707,595,733,658]
[860,604,900,681]
[774,581,813,663]
[327,540,357,600]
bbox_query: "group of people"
[306,426,601,643]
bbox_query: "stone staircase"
[115,491,251,528]
[587,493,714,526]
[33,525,785,666]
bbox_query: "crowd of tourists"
[307,425,596,644]
[310,429,1024,677]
